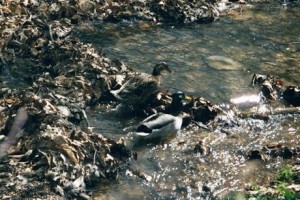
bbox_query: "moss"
[244,163,300,200]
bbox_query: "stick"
[190,120,209,130]
[237,107,300,120]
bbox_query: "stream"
[77,4,300,199]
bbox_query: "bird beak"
[166,67,172,73]
[164,66,172,73]
[162,63,171,73]
[185,95,192,100]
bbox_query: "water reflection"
[84,5,300,199]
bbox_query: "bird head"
[171,91,192,104]
[167,91,192,115]
[152,62,172,76]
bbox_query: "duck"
[135,112,190,143]
[135,91,191,141]
[135,113,184,140]
[110,62,171,109]
[165,91,192,115]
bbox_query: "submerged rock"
[282,85,300,106]
[245,143,300,161]
[205,55,242,70]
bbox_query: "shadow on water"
[78,4,300,199]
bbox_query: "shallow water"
[79,4,300,199]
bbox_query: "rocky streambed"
[0,0,300,199]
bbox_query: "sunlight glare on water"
[230,94,261,105]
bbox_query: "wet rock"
[262,144,299,159]
[247,149,264,160]
[190,97,220,123]
[282,85,300,106]
[205,55,242,70]
[143,91,219,124]
[150,0,219,24]
[246,144,300,161]
[194,140,208,155]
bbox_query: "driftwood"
[237,106,300,120]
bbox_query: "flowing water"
[77,4,300,199]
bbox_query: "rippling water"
[79,4,300,199]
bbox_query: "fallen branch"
[237,106,300,120]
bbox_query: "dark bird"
[165,91,191,115]
[110,62,171,109]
